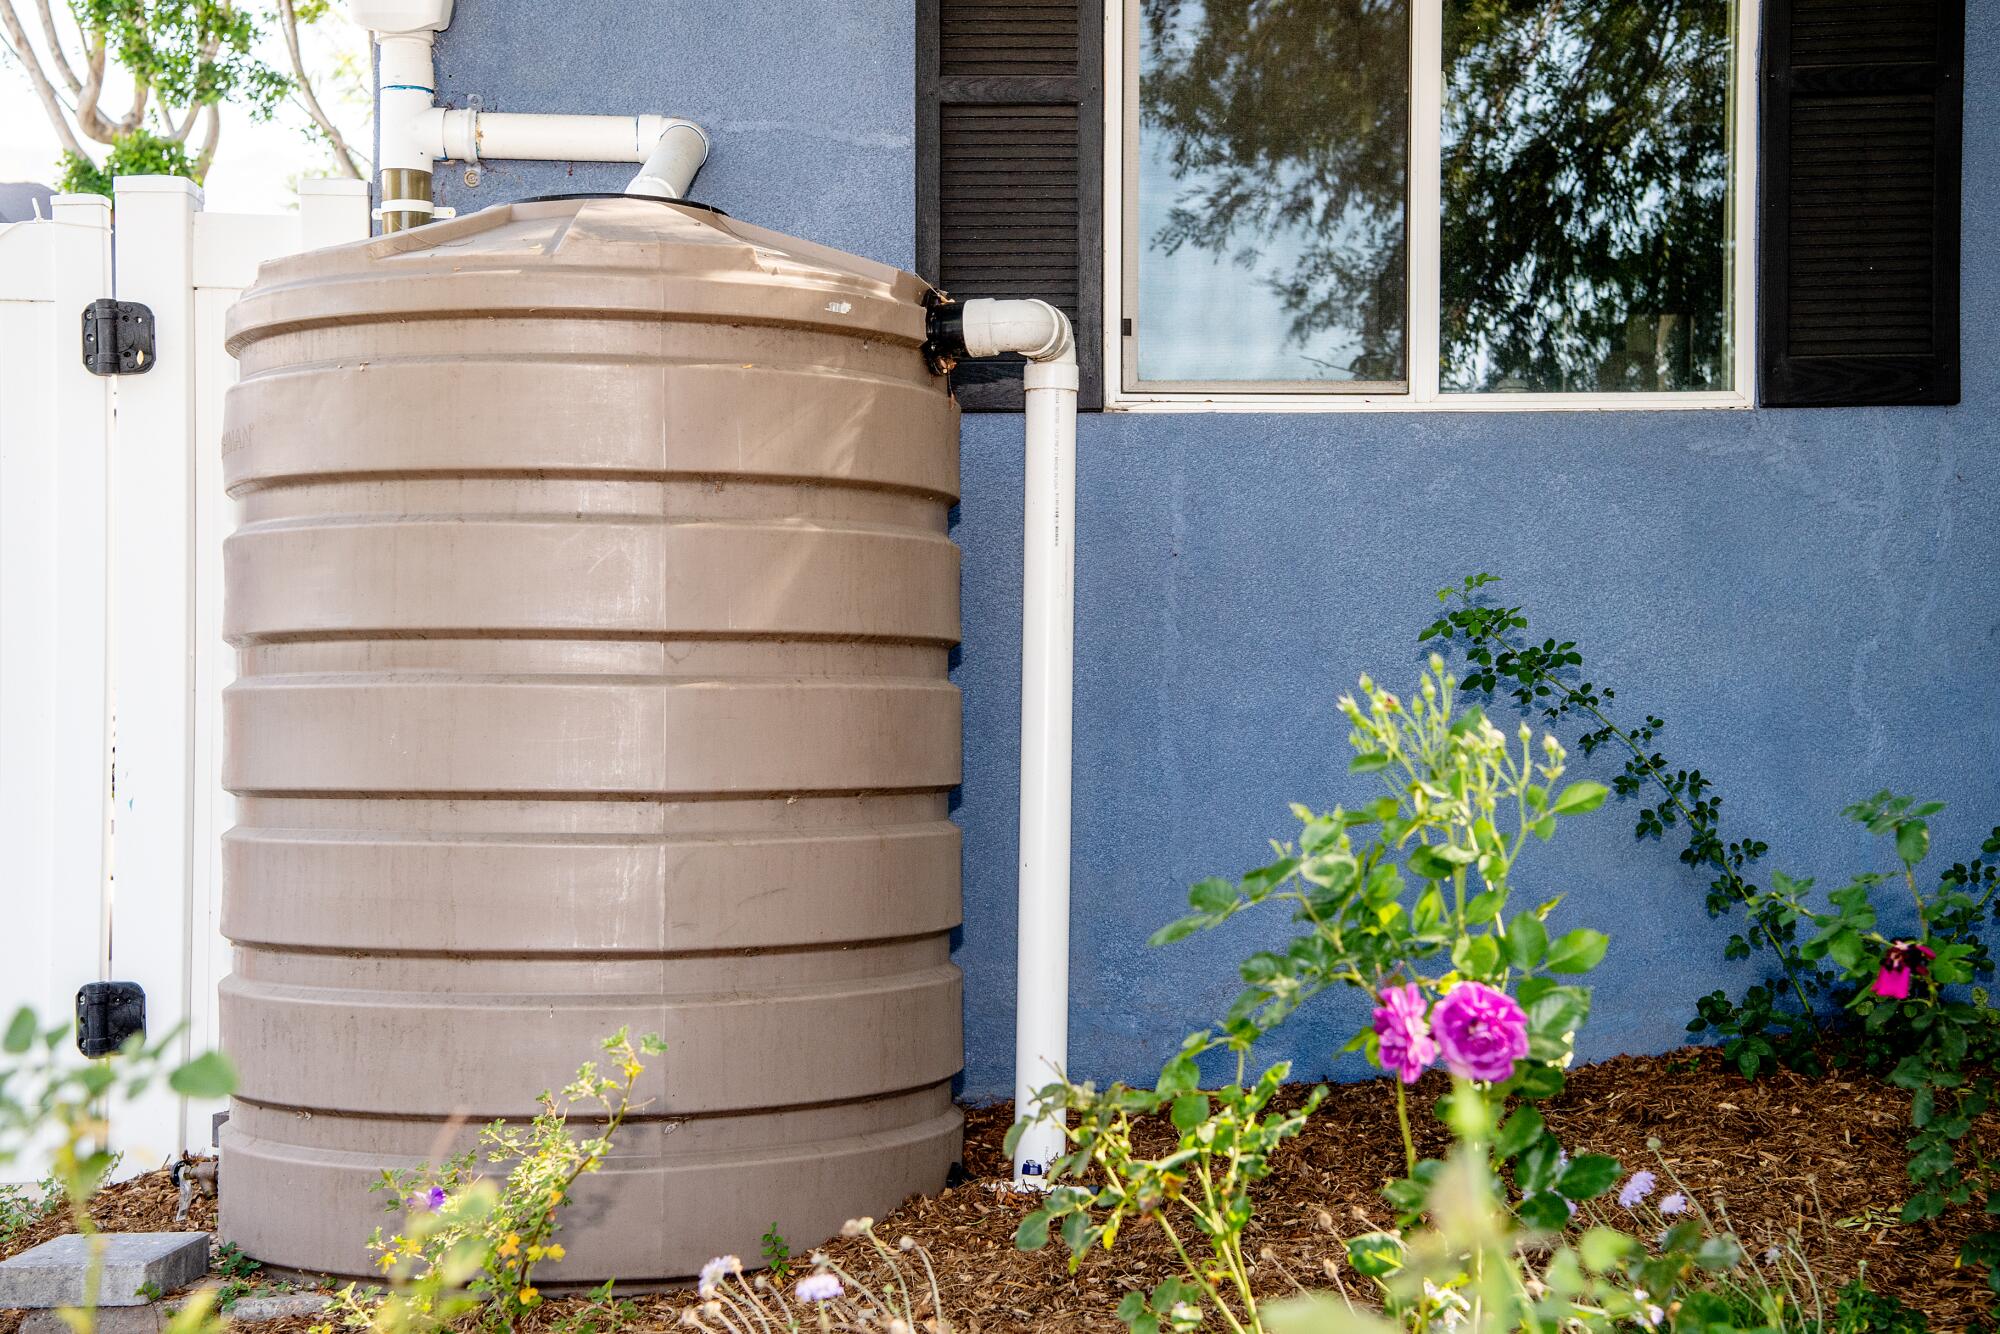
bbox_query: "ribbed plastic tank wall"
[217,197,964,1282]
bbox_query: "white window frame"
[1101,0,1761,413]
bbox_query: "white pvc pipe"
[955,299,1079,1187]
[359,10,709,224]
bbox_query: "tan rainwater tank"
[217,196,964,1282]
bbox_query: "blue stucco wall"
[430,2,2000,1102]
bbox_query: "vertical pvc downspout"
[926,297,1079,1187]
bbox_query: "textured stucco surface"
[429,2,2000,1101]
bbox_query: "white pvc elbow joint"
[957,298,1076,367]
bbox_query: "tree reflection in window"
[1138,0,1409,383]
[1135,0,1735,393]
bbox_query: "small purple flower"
[1659,1193,1687,1217]
[795,1273,843,1304]
[1431,981,1529,1083]
[1617,1171,1656,1209]
[408,1185,447,1212]
[1372,983,1438,1084]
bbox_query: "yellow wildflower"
[544,1244,565,1261]
[497,1233,520,1258]
[622,1060,643,1080]
[518,1287,540,1306]
[527,1245,545,1262]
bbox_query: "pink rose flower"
[1431,980,1529,1083]
[1372,982,1437,1084]
[1873,940,1935,999]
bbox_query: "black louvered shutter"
[1759,0,1962,406]
[917,0,1103,411]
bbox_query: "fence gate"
[0,175,370,1174]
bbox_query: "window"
[1111,0,1757,407]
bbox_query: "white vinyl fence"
[0,175,370,1173]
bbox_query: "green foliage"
[1420,571,2000,1291]
[1832,1274,1928,1334]
[1422,572,1827,1079]
[760,1222,792,1283]
[549,1280,639,1334]
[57,130,202,195]
[1267,1088,1786,1334]
[1149,656,1603,1071]
[0,1172,62,1249]
[1015,661,1630,1334]
[1011,1062,1323,1334]
[73,0,289,119]
[0,1006,234,1334]
[320,1029,666,1334]
[212,1241,262,1312]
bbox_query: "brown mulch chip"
[624,1049,1989,1334]
[5,1051,1985,1332]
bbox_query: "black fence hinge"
[75,981,146,1057]
[80,299,155,376]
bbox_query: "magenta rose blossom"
[1432,980,1529,1083]
[1873,940,1935,999]
[1372,982,1438,1084]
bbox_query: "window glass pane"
[1440,0,1737,393]
[1134,0,1410,385]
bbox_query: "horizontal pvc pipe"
[437,111,697,164]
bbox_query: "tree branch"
[192,102,221,179]
[32,0,78,96]
[119,72,147,134]
[276,0,363,178]
[74,33,116,144]
[0,0,90,159]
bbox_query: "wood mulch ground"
[621,1049,1985,1334]
[0,1049,1984,1332]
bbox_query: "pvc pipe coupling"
[926,298,1076,369]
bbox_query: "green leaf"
[1545,929,1609,974]
[1579,1227,1636,1272]
[168,1050,237,1099]
[1896,820,1930,866]
[1349,753,1390,774]
[3,1008,36,1055]
[1147,916,1203,948]
[1555,1153,1621,1201]
[1060,1208,1091,1253]
[1157,1052,1200,1096]
[1170,1093,1210,1132]
[1527,986,1589,1039]
[1694,1235,1744,1272]
[1516,1135,1562,1194]
[1015,1208,1053,1251]
[1517,1191,1573,1229]
[1344,1232,1404,1278]
[1188,877,1236,913]
[1408,844,1456,881]
[1464,890,1504,924]
[1453,933,1502,979]
[1494,1107,1545,1159]
[1550,781,1609,815]
[1504,913,1548,972]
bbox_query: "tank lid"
[226,195,936,355]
